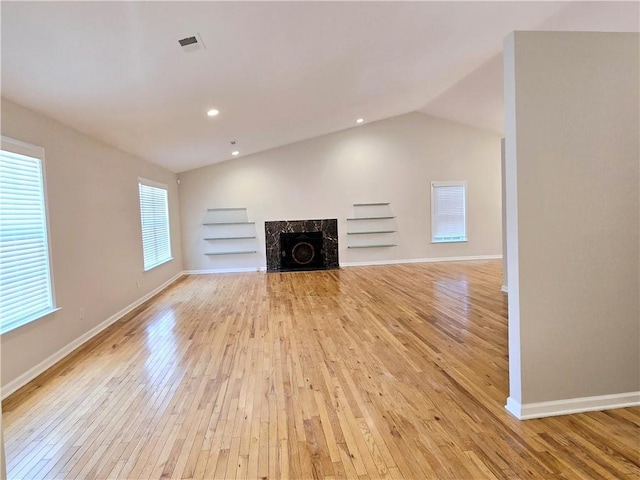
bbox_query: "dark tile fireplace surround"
[265,219,339,272]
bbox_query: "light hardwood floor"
[3,260,639,479]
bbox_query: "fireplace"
[265,219,338,272]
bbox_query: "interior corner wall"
[1,98,184,394]
[504,32,640,413]
[178,112,502,272]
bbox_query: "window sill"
[431,239,468,244]
[143,256,173,272]
[1,306,62,335]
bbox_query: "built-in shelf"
[202,221,256,226]
[346,216,395,221]
[204,236,257,240]
[205,250,257,255]
[353,202,390,206]
[347,202,397,250]
[207,207,247,211]
[203,207,259,258]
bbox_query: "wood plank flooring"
[3,260,639,479]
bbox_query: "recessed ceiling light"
[232,151,240,156]
[356,118,364,124]
[207,109,220,117]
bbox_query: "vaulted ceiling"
[2,2,638,172]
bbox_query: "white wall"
[179,112,502,272]
[1,98,184,394]
[504,32,640,417]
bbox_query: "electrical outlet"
[79,308,85,319]
[136,280,140,288]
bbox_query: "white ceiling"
[2,2,638,173]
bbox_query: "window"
[138,178,172,271]
[1,137,57,334]
[431,181,467,243]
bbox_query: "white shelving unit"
[202,208,258,256]
[346,203,397,249]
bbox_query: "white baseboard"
[1,272,185,400]
[505,391,640,420]
[340,254,502,268]
[501,285,508,293]
[185,267,266,274]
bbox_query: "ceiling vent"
[179,33,205,52]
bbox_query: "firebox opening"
[280,231,324,271]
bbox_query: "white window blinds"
[0,139,55,334]
[431,181,467,243]
[138,179,172,271]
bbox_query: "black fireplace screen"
[280,232,324,271]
